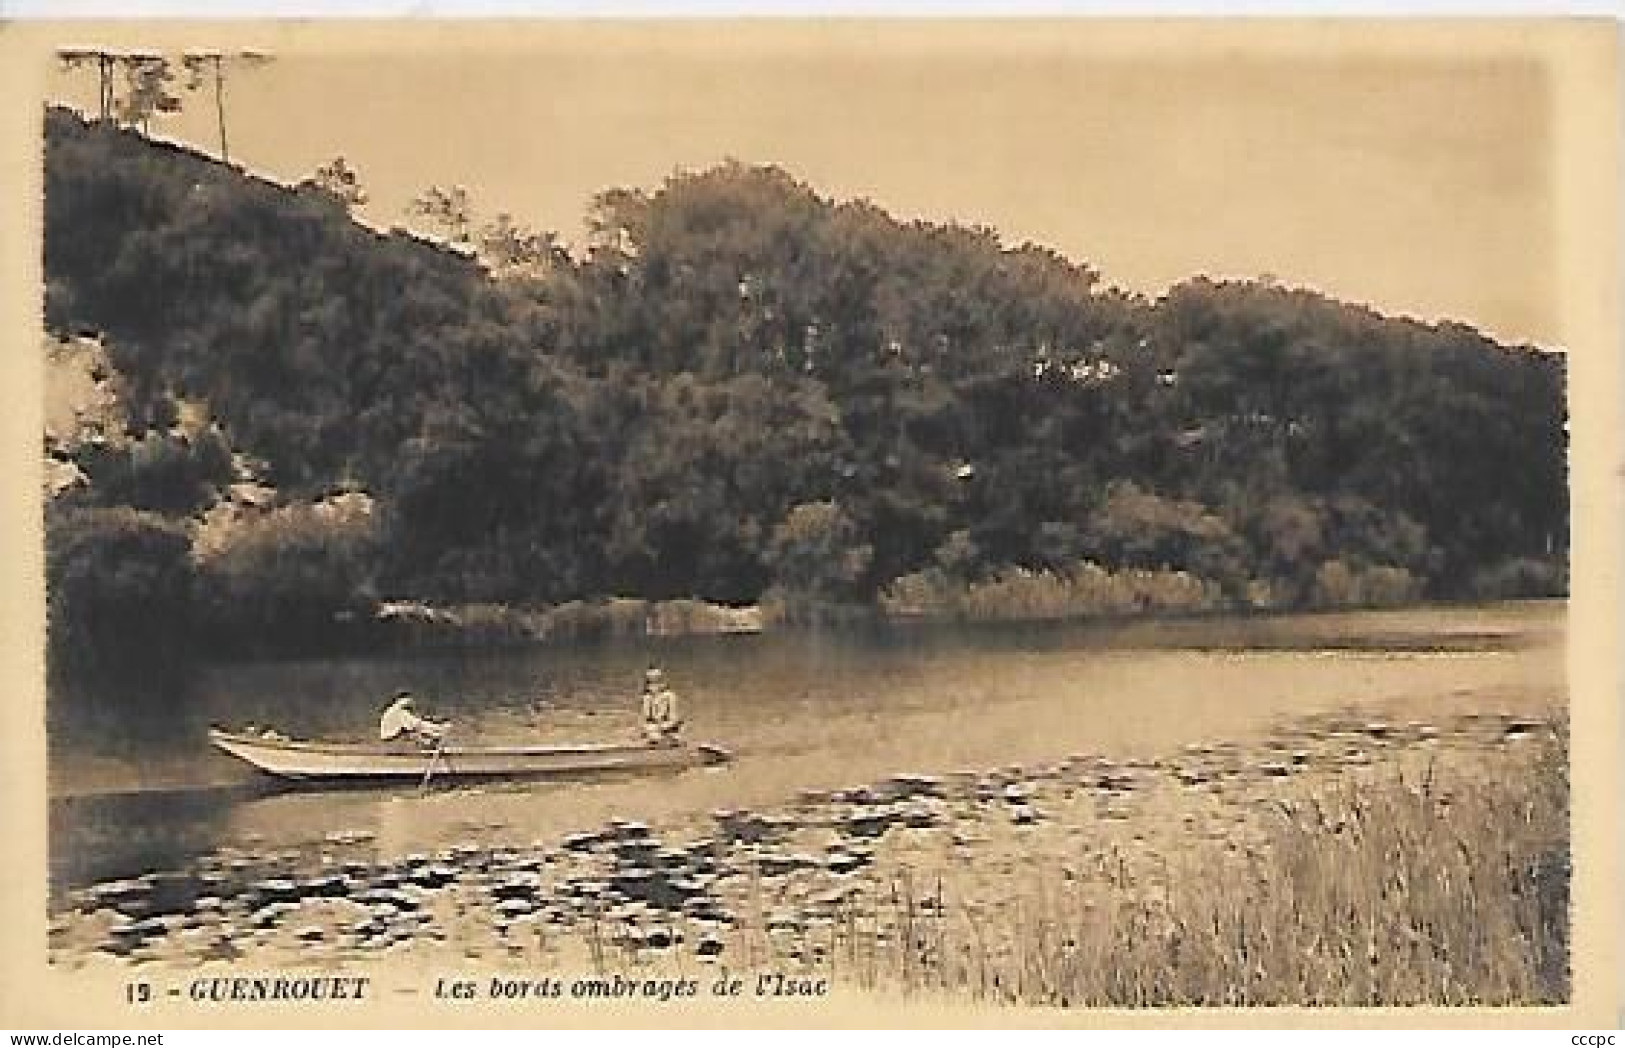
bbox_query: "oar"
[419,735,446,791]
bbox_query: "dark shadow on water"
[48,762,718,900]
[48,782,261,902]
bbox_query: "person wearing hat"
[639,667,683,746]
[379,689,449,745]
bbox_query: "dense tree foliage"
[46,505,197,679]
[42,108,1567,662]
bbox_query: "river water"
[48,601,1563,900]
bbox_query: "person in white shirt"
[639,668,683,746]
[378,690,448,746]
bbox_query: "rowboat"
[208,727,731,785]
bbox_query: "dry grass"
[740,725,1569,1007]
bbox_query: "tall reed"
[833,726,1569,1007]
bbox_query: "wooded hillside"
[43,108,1567,669]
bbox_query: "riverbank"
[305,592,1567,656]
[50,700,1567,1006]
[369,597,766,647]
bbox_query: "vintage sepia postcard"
[0,19,1619,1030]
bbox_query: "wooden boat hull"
[208,728,730,784]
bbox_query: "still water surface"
[49,602,1563,897]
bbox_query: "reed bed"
[731,724,1569,1007]
[880,562,1226,622]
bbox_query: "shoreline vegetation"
[869,721,1568,1007]
[51,705,1569,1007]
[321,580,1564,651]
[842,724,1568,1007]
[112,583,1565,661]
[43,485,1566,674]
